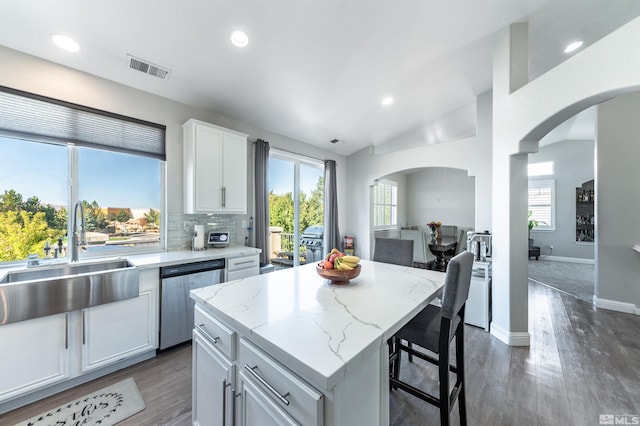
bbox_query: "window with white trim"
[528,179,555,230]
[372,179,397,229]
[0,86,165,264]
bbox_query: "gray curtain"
[324,160,341,252]
[254,139,270,265]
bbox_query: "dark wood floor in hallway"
[2,280,639,425]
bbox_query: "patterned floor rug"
[15,378,145,426]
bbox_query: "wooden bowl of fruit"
[317,250,361,284]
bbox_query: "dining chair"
[372,237,414,267]
[444,228,469,261]
[400,229,436,266]
[440,225,458,238]
[389,251,474,426]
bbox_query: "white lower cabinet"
[0,313,70,401]
[237,338,323,426]
[237,371,297,426]
[82,286,156,372]
[0,267,159,409]
[193,304,323,426]
[193,330,236,426]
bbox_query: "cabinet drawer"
[227,255,259,272]
[239,338,323,426]
[194,305,236,360]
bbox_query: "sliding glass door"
[268,150,323,268]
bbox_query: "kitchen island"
[191,259,444,426]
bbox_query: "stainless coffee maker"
[467,231,492,261]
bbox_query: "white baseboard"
[542,255,594,264]
[489,322,530,346]
[593,295,640,315]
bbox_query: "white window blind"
[0,86,166,160]
[528,179,555,230]
[373,180,397,229]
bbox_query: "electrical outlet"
[184,222,192,232]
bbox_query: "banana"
[338,262,354,271]
[341,255,360,264]
[334,258,342,270]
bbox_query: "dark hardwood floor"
[389,280,640,425]
[2,280,639,425]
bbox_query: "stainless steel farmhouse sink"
[0,259,139,325]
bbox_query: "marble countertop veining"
[191,260,445,391]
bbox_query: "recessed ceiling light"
[51,34,80,52]
[229,30,249,48]
[381,97,394,106]
[564,40,583,53]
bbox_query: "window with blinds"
[373,180,398,229]
[0,86,166,264]
[528,179,555,230]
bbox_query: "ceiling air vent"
[127,54,170,80]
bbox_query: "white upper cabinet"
[183,119,248,214]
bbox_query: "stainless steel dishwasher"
[159,259,225,350]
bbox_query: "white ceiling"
[0,1,637,156]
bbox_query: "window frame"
[372,179,398,230]
[0,134,166,266]
[528,178,556,231]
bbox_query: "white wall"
[528,140,595,259]
[405,168,475,230]
[595,93,640,312]
[0,45,347,247]
[491,17,640,346]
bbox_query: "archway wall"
[492,17,640,345]
[595,93,640,314]
[345,91,492,261]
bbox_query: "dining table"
[428,236,458,271]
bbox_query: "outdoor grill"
[301,225,324,263]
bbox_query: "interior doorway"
[526,110,595,302]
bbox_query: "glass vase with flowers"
[427,221,442,240]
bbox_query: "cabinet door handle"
[82,311,86,345]
[222,380,231,425]
[195,323,219,344]
[244,364,290,406]
[232,390,240,426]
[65,313,69,349]
[233,260,255,266]
[222,186,226,207]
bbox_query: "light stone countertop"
[191,259,445,391]
[126,246,261,269]
[0,246,261,275]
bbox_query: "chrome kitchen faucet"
[71,201,87,262]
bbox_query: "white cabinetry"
[82,268,158,372]
[0,313,70,401]
[237,371,297,426]
[237,338,323,426]
[183,119,248,214]
[0,267,159,411]
[193,305,236,426]
[226,254,260,282]
[466,261,491,331]
[192,305,323,426]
